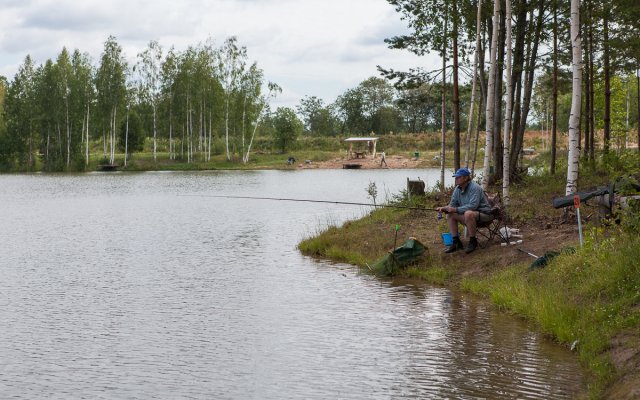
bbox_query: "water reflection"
[0,171,584,398]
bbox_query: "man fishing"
[437,167,493,254]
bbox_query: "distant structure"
[344,137,378,159]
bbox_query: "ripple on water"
[0,171,584,398]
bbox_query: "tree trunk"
[482,0,500,190]
[566,0,582,196]
[493,3,506,182]
[509,2,527,174]
[125,109,129,167]
[208,109,213,162]
[169,99,173,160]
[465,0,483,168]
[153,104,157,162]
[66,100,70,168]
[551,2,558,174]
[589,23,596,161]
[603,11,611,153]
[225,97,231,161]
[440,14,448,191]
[584,24,591,158]
[511,0,544,174]
[503,0,513,207]
[242,95,247,161]
[85,104,90,166]
[110,106,117,165]
[626,80,630,150]
[472,33,486,176]
[452,0,461,171]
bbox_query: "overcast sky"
[0,0,440,108]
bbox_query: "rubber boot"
[444,236,464,253]
[465,236,479,254]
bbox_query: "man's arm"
[436,188,459,214]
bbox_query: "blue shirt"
[449,181,492,214]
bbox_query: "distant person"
[436,167,493,254]
[380,151,387,167]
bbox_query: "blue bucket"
[441,232,453,246]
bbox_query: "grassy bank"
[298,161,640,398]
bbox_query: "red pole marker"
[574,194,583,246]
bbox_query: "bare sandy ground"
[296,155,425,169]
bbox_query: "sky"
[0,0,440,108]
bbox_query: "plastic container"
[441,232,453,246]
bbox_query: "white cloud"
[0,0,439,107]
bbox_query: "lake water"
[0,170,584,399]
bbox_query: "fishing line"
[178,194,440,212]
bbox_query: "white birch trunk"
[502,0,513,207]
[625,82,630,149]
[208,110,212,162]
[66,101,70,167]
[85,104,90,166]
[111,106,117,165]
[242,96,247,159]
[124,110,129,167]
[465,0,483,167]
[440,15,448,190]
[153,104,157,162]
[169,103,173,160]
[225,99,231,161]
[243,103,267,164]
[565,0,582,195]
[482,0,501,190]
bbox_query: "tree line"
[0,35,506,172]
[0,36,289,171]
[380,0,639,197]
[0,34,481,172]
[0,0,639,178]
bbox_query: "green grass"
[298,206,409,267]
[460,229,640,396]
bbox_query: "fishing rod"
[517,248,539,259]
[178,194,440,212]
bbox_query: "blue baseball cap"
[452,167,471,177]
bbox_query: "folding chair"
[476,192,510,247]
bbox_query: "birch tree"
[565,0,582,195]
[5,55,37,168]
[218,37,247,161]
[243,81,281,164]
[95,36,127,165]
[137,40,163,162]
[482,0,501,190]
[502,0,512,207]
[123,68,139,167]
[55,48,72,168]
[161,47,179,160]
[465,0,483,168]
[69,50,94,168]
[551,1,559,174]
[440,13,448,191]
[35,60,58,165]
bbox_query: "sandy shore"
[296,155,426,169]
